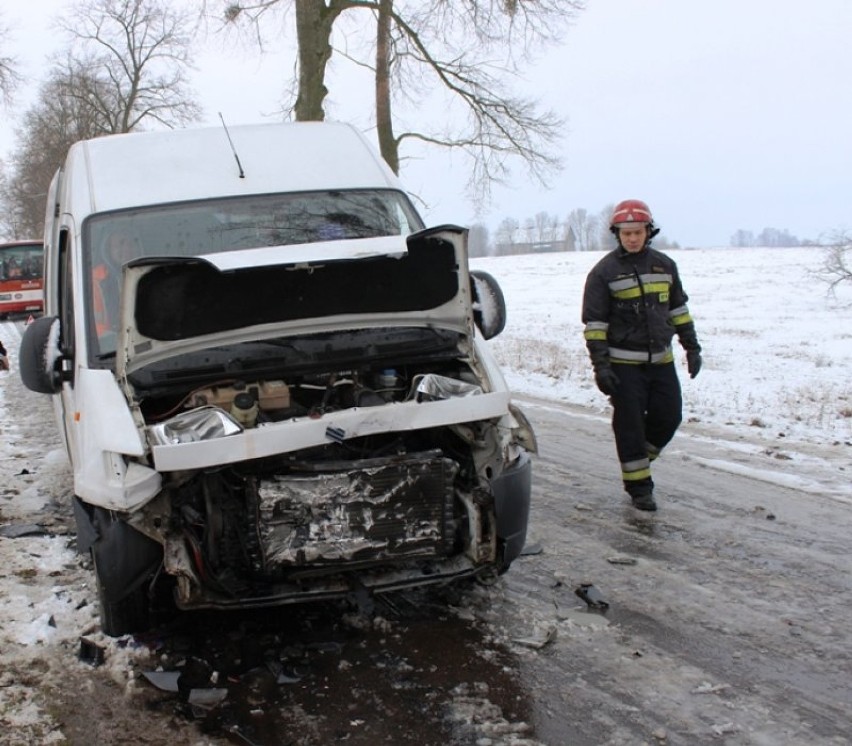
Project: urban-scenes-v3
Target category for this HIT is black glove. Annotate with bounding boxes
[594,367,620,396]
[686,350,702,379]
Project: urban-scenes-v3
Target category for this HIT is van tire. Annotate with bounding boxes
[93,551,151,637]
[87,508,162,637]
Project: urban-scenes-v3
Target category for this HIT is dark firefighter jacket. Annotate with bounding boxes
[582,246,700,370]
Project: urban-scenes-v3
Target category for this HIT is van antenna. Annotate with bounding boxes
[219,113,245,178]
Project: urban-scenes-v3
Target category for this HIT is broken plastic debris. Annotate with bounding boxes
[692,682,730,695]
[0,523,49,538]
[265,660,305,684]
[188,688,228,708]
[512,624,557,649]
[142,670,180,692]
[79,636,106,667]
[606,555,637,565]
[575,583,609,611]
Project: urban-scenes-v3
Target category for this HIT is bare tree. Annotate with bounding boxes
[57,0,201,133]
[1,0,201,238]
[566,207,598,251]
[597,203,616,251]
[494,216,520,254]
[467,221,491,257]
[223,0,350,121]
[531,211,559,243]
[0,12,22,105]
[730,228,755,248]
[0,71,115,237]
[225,0,584,203]
[757,226,800,248]
[374,0,397,173]
[818,232,852,295]
[379,1,580,204]
[560,222,576,251]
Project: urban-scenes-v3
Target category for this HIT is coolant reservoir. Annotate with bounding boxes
[257,380,290,410]
[187,380,290,411]
[186,385,236,409]
[230,392,259,428]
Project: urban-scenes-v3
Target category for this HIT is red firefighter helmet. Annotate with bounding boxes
[610,199,653,228]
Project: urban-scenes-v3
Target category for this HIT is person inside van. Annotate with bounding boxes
[92,231,139,346]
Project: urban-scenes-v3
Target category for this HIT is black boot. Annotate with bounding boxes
[630,492,657,512]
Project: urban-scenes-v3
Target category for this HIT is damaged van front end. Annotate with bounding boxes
[25,225,534,634]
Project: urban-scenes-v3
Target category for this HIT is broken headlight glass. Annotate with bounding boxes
[148,406,243,446]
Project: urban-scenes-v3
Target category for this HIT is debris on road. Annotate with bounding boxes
[711,721,738,736]
[606,555,638,565]
[142,670,180,692]
[78,636,105,667]
[575,583,609,611]
[691,682,731,695]
[0,522,49,538]
[512,624,557,649]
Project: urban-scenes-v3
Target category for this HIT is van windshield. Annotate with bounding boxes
[84,189,424,359]
[84,189,422,260]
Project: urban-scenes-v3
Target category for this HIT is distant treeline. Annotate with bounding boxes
[465,210,818,257]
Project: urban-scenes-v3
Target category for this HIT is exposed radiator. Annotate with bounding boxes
[250,451,458,573]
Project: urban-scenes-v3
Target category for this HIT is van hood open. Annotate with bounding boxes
[116,226,475,378]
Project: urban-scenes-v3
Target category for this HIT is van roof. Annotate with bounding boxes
[63,121,403,216]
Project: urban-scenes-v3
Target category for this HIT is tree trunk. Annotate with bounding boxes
[375,0,399,174]
[294,0,335,121]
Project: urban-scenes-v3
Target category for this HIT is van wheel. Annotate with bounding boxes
[87,508,162,637]
[92,551,151,637]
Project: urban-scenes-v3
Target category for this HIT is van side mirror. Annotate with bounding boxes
[470,270,507,340]
[19,316,64,394]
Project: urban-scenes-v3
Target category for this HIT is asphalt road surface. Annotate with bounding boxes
[1,322,850,745]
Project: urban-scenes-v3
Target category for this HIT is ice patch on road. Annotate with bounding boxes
[686,455,852,504]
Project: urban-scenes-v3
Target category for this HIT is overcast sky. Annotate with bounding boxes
[2,0,850,247]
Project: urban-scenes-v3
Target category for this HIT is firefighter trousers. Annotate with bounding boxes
[609,361,682,497]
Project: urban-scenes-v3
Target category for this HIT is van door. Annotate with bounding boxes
[52,226,77,462]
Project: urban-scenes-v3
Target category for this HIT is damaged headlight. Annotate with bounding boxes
[147,406,244,446]
[413,373,482,402]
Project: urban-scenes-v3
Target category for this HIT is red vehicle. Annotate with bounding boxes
[0,240,44,318]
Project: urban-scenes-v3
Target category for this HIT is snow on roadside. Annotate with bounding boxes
[472,246,852,498]
[0,324,150,740]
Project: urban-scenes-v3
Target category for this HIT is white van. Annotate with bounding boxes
[19,122,535,636]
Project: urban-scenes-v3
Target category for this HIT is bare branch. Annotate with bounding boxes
[817,232,852,297]
[56,0,201,134]
[387,5,566,203]
[218,0,584,205]
[0,13,23,105]
[0,0,202,237]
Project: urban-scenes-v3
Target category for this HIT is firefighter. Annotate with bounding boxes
[582,199,702,511]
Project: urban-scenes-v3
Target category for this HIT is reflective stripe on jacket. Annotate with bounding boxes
[582,246,699,367]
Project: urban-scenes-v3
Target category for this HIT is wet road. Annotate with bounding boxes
[3,328,851,745]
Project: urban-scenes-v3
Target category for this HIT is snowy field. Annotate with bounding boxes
[473,245,852,448]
